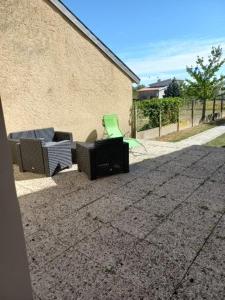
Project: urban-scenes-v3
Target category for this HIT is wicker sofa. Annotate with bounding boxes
[77,137,129,180]
[8,127,73,176]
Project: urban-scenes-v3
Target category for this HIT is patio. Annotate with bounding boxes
[15,140,225,299]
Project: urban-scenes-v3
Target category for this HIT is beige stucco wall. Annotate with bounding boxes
[0,0,133,141]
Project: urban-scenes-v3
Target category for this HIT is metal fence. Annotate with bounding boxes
[133,99,224,140]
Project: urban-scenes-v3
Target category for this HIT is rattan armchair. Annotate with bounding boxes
[16,138,72,176]
[77,137,129,180]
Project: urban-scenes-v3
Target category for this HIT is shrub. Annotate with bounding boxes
[136,97,183,131]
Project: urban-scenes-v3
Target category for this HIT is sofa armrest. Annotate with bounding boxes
[8,138,19,143]
[16,143,24,172]
[53,131,73,142]
[8,138,20,164]
[76,143,96,180]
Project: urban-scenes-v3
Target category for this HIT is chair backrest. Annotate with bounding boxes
[95,137,123,148]
[9,130,36,140]
[34,128,54,142]
[9,128,55,142]
[94,137,124,163]
[103,114,123,138]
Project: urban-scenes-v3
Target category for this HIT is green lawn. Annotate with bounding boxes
[205,133,225,147]
[157,118,225,142]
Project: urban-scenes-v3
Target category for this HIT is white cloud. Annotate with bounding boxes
[121,37,225,85]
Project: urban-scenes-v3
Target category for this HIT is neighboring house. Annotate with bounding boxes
[137,87,166,99]
[137,79,183,99]
[0,0,139,141]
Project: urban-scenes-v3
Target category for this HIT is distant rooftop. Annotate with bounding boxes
[149,78,183,88]
[137,87,166,92]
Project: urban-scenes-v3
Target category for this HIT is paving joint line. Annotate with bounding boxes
[170,211,225,299]
[104,151,211,241]
[141,151,222,240]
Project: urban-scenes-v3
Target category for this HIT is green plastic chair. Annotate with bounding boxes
[102,114,142,149]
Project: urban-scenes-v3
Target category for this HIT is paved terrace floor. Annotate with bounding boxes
[15,140,225,299]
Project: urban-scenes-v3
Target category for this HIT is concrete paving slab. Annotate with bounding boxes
[187,181,225,214]
[193,216,225,274]
[45,248,118,299]
[111,207,160,238]
[20,204,40,239]
[74,225,136,268]
[156,160,187,175]
[182,165,215,179]
[154,175,204,200]
[30,267,56,300]
[117,240,186,295]
[146,203,221,265]
[173,263,225,299]
[112,180,150,201]
[134,193,182,218]
[16,182,34,197]
[45,210,102,247]
[26,230,67,268]
[84,193,133,223]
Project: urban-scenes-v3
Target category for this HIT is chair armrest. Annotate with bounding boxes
[53,131,73,142]
[123,142,129,172]
[18,138,46,174]
[20,138,44,146]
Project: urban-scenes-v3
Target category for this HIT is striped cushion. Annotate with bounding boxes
[43,140,72,176]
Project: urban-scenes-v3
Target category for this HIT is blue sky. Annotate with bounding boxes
[62,0,225,85]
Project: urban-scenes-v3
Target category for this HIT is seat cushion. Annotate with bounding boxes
[10,130,36,140]
[35,128,54,142]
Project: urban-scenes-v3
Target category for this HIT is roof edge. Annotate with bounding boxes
[137,87,166,92]
[48,0,140,84]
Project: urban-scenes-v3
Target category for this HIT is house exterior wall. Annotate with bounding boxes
[158,89,166,99]
[0,0,133,141]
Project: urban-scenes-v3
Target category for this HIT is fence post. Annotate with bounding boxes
[191,100,194,127]
[177,106,180,132]
[212,98,216,121]
[131,100,137,138]
[159,107,162,137]
[221,98,223,118]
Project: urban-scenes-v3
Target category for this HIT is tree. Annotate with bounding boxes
[164,78,181,97]
[132,84,146,99]
[185,46,225,121]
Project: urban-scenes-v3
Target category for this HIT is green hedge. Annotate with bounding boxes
[136,97,183,131]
